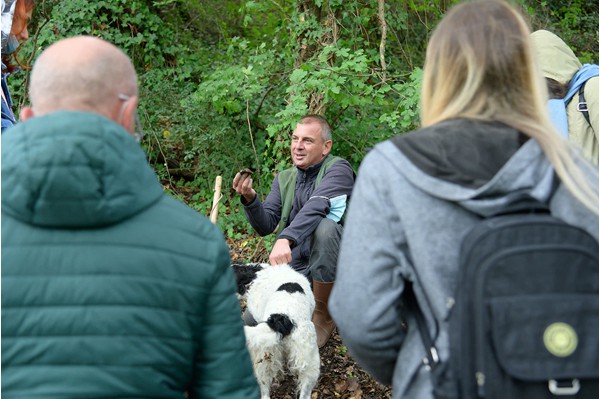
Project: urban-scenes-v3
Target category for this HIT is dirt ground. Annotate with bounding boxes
[268,330,393,399]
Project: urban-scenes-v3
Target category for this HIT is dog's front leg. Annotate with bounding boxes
[259,383,271,399]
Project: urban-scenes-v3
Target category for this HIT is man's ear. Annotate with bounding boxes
[19,106,35,121]
[323,139,333,156]
[120,95,139,135]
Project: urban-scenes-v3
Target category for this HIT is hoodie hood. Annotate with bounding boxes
[1,0,16,54]
[531,29,582,85]
[2,111,164,228]
[390,119,555,217]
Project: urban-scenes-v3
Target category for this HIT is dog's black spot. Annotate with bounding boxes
[276,282,304,295]
[266,313,295,338]
[231,263,264,295]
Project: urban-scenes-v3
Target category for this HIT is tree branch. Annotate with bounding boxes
[246,100,261,178]
[378,0,388,83]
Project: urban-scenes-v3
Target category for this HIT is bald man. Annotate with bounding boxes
[21,36,140,134]
[2,36,260,399]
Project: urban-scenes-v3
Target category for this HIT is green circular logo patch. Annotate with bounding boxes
[543,322,578,357]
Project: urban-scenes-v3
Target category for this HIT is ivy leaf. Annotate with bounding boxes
[289,68,308,84]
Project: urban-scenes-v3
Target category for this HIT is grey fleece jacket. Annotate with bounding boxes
[329,119,598,399]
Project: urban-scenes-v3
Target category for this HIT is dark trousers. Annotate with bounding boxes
[308,218,343,282]
[289,217,343,281]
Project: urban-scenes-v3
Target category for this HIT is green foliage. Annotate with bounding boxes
[5,0,598,261]
[183,0,437,182]
[32,0,184,69]
[379,67,423,131]
[520,0,599,64]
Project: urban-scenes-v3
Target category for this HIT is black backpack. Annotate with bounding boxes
[407,201,599,399]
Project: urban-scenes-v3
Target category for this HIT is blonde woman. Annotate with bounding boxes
[330,1,598,398]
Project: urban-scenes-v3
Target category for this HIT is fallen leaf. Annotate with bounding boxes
[350,389,363,399]
[348,377,360,392]
[335,379,349,393]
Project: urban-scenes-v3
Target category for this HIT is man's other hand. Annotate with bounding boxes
[269,238,293,265]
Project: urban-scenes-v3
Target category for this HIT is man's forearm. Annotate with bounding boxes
[243,195,281,236]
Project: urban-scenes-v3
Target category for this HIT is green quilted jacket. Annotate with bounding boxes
[1,111,259,399]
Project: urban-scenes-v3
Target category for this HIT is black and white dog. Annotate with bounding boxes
[232,263,320,399]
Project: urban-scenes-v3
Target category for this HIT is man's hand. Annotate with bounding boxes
[269,238,293,265]
[233,169,257,203]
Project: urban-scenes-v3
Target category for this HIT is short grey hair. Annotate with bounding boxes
[300,114,332,142]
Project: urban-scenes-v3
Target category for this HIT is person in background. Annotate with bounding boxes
[2,36,259,399]
[233,114,355,348]
[531,29,599,165]
[329,1,598,398]
[1,0,34,131]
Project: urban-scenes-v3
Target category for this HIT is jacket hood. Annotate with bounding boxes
[531,29,582,84]
[2,111,164,228]
[1,0,16,54]
[390,119,557,217]
[456,140,556,216]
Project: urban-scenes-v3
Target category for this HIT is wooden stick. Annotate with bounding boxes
[210,176,222,224]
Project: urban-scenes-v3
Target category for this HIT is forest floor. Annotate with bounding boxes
[228,238,392,399]
[268,330,392,399]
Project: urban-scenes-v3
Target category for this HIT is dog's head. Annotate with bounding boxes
[231,263,267,296]
[266,313,295,338]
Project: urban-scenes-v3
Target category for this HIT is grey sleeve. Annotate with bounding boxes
[329,151,406,385]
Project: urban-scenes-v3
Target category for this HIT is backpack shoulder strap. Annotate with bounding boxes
[560,64,598,135]
[565,64,599,104]
[404,282,440,370]
[577,80,592,129]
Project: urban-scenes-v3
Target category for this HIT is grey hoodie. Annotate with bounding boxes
[329,118,598,399]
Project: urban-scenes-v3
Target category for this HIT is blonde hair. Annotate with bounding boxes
[421,0,597,212]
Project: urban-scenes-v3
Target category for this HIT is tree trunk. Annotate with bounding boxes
[294,0,339,115]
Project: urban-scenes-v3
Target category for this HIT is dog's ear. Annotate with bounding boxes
[231,263,264,295]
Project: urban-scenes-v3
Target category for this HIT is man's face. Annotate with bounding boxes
[291,122,331,170]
